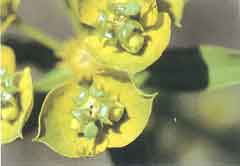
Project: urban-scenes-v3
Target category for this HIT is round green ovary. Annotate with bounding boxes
[117,20,145,54]
[97,1,145,54]
[70,85,125,139]
[110,107,124,122]
[122,33,145,54]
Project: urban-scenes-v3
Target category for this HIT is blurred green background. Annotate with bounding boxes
[2,0,240,166]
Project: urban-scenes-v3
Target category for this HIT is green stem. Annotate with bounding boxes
[65,0,84,35]
[15,21,62,51]
[67,10,83,35]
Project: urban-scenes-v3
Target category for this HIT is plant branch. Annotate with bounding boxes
[65,0,84,35]
[15,21,62,51]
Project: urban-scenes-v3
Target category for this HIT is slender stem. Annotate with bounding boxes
[15,21,62,51]
[0,15,16,33]
[65,0,84,35]
[67,10,83,35]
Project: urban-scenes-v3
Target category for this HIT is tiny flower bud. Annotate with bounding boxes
[117,20,145,54]
[126,34,145,54]
[110,107,124,122]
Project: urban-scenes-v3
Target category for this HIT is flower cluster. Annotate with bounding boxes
[1,0,186,158]
[0,46,33,144]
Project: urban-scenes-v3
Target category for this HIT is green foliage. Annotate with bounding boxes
[134,46,240,92]
[201,45,240,90]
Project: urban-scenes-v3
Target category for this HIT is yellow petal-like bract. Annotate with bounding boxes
[33,0,179,157]
[0,46,33,144]
[84,13,171,74]
[35,74,155,157]
[0,68,33,144]
[0,45,16,73]
[65,0,171,74]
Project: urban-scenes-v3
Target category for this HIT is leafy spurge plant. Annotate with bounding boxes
[1,0,239,159]
[34,0,174,156]
[0,0,186,155]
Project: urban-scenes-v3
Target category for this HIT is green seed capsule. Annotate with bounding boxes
[72,84,126,140]
[125,33,145,54]
[117,20,145,54]
[118,20,144,39]
[83,122,99,139]
[1,106,18,121]
[110,107,125,122]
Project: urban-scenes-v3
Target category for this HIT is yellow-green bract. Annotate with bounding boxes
[0,45,34,144]
[35,74,156,157]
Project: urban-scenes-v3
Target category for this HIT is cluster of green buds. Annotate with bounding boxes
[0,69,19,121]
[70,83,125,139]
[97,1,145,54]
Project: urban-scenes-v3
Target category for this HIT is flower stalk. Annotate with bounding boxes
[15,21,62,51]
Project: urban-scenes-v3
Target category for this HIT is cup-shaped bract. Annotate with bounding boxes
[65,0,171,74]
[35,74,156,157]
[0,45,33,144]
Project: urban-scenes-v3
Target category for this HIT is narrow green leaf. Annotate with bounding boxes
[200,45,240,90]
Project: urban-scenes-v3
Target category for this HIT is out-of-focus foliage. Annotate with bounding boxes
[134,46,240,92]
[200,46,240,90]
